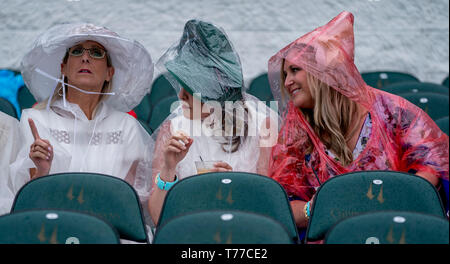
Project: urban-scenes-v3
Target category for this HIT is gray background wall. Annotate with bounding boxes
[1,0,448,87]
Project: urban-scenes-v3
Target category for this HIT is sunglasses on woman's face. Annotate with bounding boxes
[68,46,107,59]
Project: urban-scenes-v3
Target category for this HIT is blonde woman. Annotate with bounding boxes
[268,12,448,231]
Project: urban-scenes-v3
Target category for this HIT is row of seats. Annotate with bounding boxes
[0,170,448,244]
[1,172,147,244]
[156,170,449,244]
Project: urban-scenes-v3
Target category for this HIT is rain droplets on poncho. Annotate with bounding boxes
[267,11,449,201]
[0,112,20,215]
[9,23,155,204]
[151,19,280,186]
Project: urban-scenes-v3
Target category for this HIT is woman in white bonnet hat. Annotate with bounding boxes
[9,23,155,208]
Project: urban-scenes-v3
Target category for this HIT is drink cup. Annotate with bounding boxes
[195,161,219,174]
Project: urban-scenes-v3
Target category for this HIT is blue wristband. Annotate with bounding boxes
[306,201,311,218]
[155,172,178,191]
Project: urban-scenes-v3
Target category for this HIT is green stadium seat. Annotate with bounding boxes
[362,71,419,89]
[247,73,274,105]
[434,116,449,136]
[154,210,294,244]
[0,209,119,244]
[148,95,180,132]
[150,75,177,113]
[382,82,448,95]
[133,93,152,124]
[306,171,446,242]
[133,75,176,128]
[400,92,449,121]
[0,97,18,119]
[442,75,449,88]
[17,85,37,111]
[325,211,449,244]
[157,171,299,242]
[137,118,153,135]
[11,172,149,243]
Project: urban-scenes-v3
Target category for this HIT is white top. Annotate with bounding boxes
[0,112,20,215]
[151,94,279,183]
[172,103,266,178]
[9,99,153,201]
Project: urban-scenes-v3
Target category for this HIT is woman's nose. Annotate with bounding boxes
[81,50,90,63]
[284,75,293,88]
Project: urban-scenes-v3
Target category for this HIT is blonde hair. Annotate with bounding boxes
[219,99,250,153]
[280,60,363,166]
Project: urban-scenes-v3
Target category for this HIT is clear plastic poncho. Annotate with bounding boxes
[151,19,280,185]
[0,112,19,215]
[268,11,449,201]
[9,23,155,206]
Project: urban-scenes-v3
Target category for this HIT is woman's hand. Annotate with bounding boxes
[28,118,53,179]
[163,130,193,171]
[212,161,233,172]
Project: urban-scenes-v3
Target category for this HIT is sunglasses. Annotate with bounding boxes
[68,46,107,59]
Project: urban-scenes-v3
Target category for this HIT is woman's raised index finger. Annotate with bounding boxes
[28,118,41,140]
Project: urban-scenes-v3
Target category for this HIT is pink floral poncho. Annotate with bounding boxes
[267,11,449,201]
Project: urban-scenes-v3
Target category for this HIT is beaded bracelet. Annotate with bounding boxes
[303,201,310,219]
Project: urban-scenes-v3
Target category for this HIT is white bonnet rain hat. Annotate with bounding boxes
[21,23,154,112]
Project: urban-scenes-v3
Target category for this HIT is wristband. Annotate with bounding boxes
[303,201,310,220]
[155,172,178,191]
[306,201,311,218]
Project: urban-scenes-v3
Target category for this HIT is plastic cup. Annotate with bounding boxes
[195,161,219,174]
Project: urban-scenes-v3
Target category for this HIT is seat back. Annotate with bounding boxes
[247,73,274,105]
[134,75,176,126]
[148,95,180,131]
[150,75,176,113]
[0,97,17,119]
[17,85,36,110]
[306,171,446,242]
[442,75,449,88]
[382,82,449,95]
[158,172,298,242]
[325,211,449,244]
[154,210,293,244]
[133,92,152,123]
[362,71,419,89]
[137,118,153,135]
[11,173,148,242]
[434,116,449,136]
[400,92,449,121]
[0,209,120,244]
